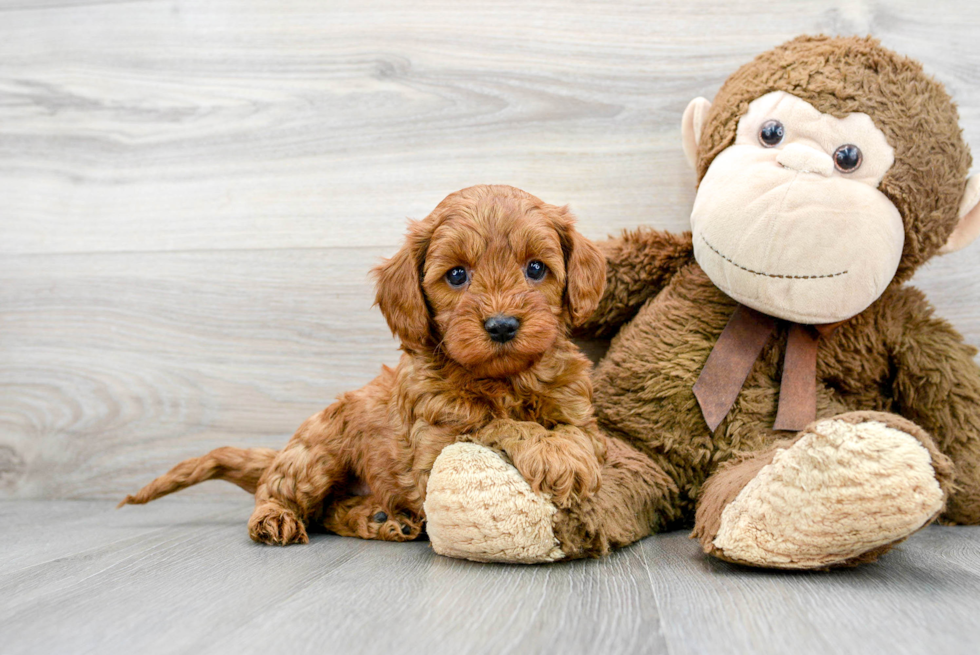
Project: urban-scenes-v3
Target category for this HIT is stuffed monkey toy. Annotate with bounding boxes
[422,35,980,569]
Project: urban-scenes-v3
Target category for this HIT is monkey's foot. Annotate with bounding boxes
[696,413,949,569]
[424,443,565,563]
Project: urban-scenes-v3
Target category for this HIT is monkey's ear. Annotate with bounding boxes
[372,219,433,350]
[940,175,980,254]
[554,208,606,327]
[681,97,712,170]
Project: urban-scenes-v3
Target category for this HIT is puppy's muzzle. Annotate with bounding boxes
[484,315,520,343]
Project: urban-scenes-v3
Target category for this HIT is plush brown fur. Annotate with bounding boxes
[120,184,610,545]
[530,36,980,563]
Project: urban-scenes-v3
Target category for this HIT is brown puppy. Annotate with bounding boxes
[119,185,607,545]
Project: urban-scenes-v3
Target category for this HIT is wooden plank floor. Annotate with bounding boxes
[2,499,979,655]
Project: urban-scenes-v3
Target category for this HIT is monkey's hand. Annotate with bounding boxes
[573,227,694,339]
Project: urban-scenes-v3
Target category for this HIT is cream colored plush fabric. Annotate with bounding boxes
[713,418,944,569]
[690,91,904,324]
[424,443,565,563]
[940,173,980,254]
[682,97,712,169]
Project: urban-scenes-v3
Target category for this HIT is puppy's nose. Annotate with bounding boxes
[484,315,520,343]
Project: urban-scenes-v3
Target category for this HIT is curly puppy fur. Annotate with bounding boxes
[120,185,608,545]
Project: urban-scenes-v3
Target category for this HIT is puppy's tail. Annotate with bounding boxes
[117,446,277,508]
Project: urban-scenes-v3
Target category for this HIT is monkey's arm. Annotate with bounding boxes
[889,290,980,524]
[574,227,694,339]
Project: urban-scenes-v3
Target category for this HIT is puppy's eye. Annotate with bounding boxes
[525,260,547,281]
[759,120,784,147]
[372,512,388,523]
[445,266,468,288]
[833,144,862,172]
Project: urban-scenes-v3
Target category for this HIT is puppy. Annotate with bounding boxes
[119,185,607,545]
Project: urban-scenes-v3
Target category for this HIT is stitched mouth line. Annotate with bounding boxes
[699,234,848,280]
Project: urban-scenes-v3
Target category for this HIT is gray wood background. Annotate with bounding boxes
[2,0,980,501]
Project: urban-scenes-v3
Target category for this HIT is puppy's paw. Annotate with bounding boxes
[248,504,309,546]
[323,497,422,542]
[472,420,602,507]
[508,434,601,508]
[372,510,423,542]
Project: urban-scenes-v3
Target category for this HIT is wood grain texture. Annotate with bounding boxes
[2,499,979,655]
[1,0,979,501]
[0,499,668,655]
[641,525,980,655]
[0,248,399,498]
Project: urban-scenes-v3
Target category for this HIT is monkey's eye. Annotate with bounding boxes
[758,120,785,147]
[833,144,862,172]
[445,266,468,288]
[525,260,547,281]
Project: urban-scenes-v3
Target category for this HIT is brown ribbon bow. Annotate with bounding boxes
[693,304,841,433]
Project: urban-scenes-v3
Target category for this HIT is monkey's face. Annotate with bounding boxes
[690,91,905,324]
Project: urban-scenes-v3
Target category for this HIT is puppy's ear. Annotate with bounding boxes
[372,218,434,351]
[553,207,606,327]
